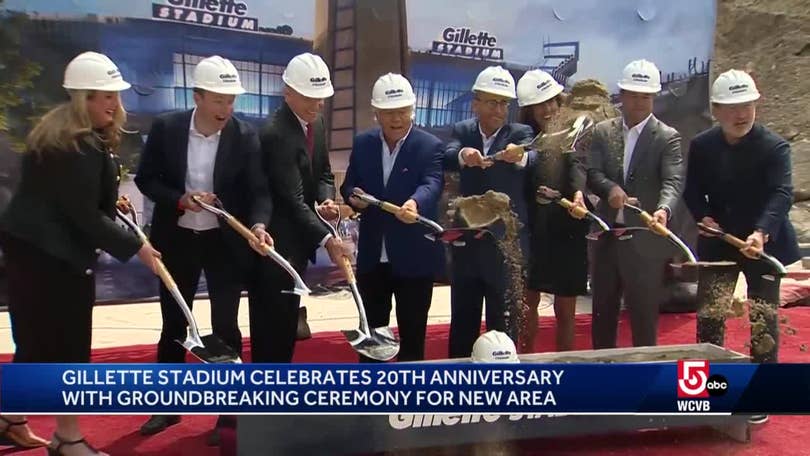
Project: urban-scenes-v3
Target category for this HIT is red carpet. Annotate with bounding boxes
[1,308,809,456]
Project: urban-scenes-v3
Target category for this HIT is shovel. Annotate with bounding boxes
[623,202,697,263]
[350,188,495,246]
[314,203,400,361]
[536,186,611,231]
[192,196,311,296]
[696,223,787,275]
[115,199,241,364]
[490,114,594,162]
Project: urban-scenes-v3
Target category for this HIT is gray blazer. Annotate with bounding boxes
[587,115,684,227]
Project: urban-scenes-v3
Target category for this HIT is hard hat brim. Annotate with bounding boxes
[617,82,661,94]
[194,83,247,95]
[472,87,517,99]
[710,92,761,104]
[517,84,564,107]
[371,99,416,110]
[63,80,132,92]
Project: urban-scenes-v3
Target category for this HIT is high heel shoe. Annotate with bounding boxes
[0,415,48,448]
[47,434,104,455]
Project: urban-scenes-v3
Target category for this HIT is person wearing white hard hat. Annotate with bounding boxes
[339,73,444,362]
[135,55,272,440]
[586,59,684,349]
[0,51,162,455]
[471,330,520,363]
[249,52,351,364]
[443,65,535,358]
[684,70,798,425]
[515,70,588,353]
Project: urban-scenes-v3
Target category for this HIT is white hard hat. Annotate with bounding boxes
[63,51,131,92]
[710,69,760,104]
[282,52,334,99]
[192,56,246,95]
[617,59,661,94]
[472,66,516,99]
[471,330,520,363]
[517,69,564,107]
[371,73,416,109]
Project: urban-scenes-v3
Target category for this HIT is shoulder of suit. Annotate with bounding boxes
[691,126,722,148]
[155,110,192,128]
[754,124,790,152]
[454,118,477,133]
[594,117,620,132]
[410,127,443,146]
[651,117,680,138]
[228,115,257,136]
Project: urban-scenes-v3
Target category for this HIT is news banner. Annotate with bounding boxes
[1,362,808,415]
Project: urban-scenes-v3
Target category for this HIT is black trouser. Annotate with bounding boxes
[448,239,519,359]
[591,234,668,349]
[156,228,243,363]
[356,263,433,363]
[0,233,95,363]
[247,257,307,363]
[698,238,781,364]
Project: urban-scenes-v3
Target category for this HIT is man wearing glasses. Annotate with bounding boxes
[443,65,534,358]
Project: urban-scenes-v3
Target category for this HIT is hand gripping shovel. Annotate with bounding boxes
[536,185,610,231]
[623,202,697,263]
[115,200,241,364]
[697,223,787,275]
[349,188,492,246]
[192,196,311,296]
[314,203,400,361]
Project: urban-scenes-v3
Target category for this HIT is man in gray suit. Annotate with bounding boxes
[586,59,684,348]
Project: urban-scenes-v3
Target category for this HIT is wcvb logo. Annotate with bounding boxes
[677,360,728,398]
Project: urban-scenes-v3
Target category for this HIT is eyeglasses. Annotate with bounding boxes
[475,97,511,110]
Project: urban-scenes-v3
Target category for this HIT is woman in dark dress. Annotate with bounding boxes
[0,52,161,455]
[516,69,589,352]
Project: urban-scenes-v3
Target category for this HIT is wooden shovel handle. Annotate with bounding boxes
[338,256,356,285]
[639,211,672,237]
[559,198,588,219]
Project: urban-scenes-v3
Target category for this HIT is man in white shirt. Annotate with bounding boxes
[586,59,684,349]
[135,56,272,438]
[341,73,445,362]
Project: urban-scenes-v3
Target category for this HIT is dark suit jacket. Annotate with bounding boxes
[340,127,445,278]
[260,102,335,267]
[684,124,800,265]
[587,115,684,224]
[0,136,142,273]
[135,110,271,270]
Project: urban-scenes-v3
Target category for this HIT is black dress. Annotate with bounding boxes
[524,140,589,296]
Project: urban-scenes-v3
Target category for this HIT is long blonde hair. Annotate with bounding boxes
[26,89,127,158]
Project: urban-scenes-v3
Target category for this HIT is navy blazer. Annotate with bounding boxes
[341,127,445,278]
[684,124,800,265]
[443,119,535,241]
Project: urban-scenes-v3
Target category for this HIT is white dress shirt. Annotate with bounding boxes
[457,124,528,167]
[616,113,652,224]
[178,109,220,231]
[379,125,413,263]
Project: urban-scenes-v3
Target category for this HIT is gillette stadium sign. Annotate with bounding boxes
[152,0,259,32]
[431,26,504,60]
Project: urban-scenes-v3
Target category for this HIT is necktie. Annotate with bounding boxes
[305,123,314,162]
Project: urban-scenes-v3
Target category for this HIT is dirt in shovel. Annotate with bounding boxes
[450,191,525,337]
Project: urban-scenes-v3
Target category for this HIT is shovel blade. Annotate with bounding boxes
[179,335,242,364]
[341,329,400,361]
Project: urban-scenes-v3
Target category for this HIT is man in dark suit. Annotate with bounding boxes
[444,65,535,358]
[250,52,349,363]
[135,56,272,438]
[685,70,798,372]
[586,59,684,349]
[340,73,444,362]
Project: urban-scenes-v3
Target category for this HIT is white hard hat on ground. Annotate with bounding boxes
[471,330,520,363]
[617,59,661,94]
[63,51,131,92]
[371,73,416,109]
[192,56,246,95]
[517,69,564,107]
[282,52,334,99]
[710,69,760,104]
[472,66,517,99]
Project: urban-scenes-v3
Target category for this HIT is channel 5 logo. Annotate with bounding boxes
[677,360,728,398]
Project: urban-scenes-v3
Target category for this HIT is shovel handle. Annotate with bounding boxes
[638,210,672,237]
[338,256,356,285]
[697,223,747,249]
[559,198,588,219]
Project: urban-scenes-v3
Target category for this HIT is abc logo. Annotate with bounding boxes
[706,374,729,397]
